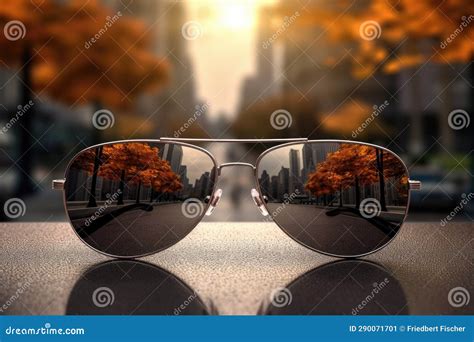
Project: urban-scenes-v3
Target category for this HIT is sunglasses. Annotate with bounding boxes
[53,138,421,259]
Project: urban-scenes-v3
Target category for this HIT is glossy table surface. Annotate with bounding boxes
[0,221,472,315]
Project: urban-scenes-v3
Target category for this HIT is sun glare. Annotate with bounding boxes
[195,0,261,31]
[214,2,255,29]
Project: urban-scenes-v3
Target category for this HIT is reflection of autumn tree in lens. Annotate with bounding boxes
[0,0,169,194]
[306,144,407,208]
[70,146,105,207]
[379,150,409,205]
[71,149,97,174]
[98,143,182,205]
[304,161,343,206]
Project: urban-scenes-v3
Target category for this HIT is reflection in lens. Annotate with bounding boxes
[257,142,409,256]
[260,260,408,315]
[66,261,214,315]
[65,142,216,257]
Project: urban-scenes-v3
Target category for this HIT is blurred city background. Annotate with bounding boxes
[0,0,473,221]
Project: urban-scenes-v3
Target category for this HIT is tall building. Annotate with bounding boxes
[302,143,316,182]
[268,175,277,200]
[289,149,301,192]
[178,164,189,196]
[193,171,211,198]
[238,5,280,112]
[161,144,183,173]
[259,170,270,197]
[277,166,289,200]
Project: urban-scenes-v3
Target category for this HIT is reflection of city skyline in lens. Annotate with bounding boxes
[64,142,217,257]
[259,143,407,206]
[258,143,340,201]
[257,142,409,257]
[67,143,215,205]
[257,142,409,256]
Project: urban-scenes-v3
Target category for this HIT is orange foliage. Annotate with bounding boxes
[98,143,182,193]
[70,148,97,174]
[280,0,474,78]
[305,144,406,196]
[0,0,168,108]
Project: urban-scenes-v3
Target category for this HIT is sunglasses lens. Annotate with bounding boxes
[64,142,216,257]
[257,142,409,257]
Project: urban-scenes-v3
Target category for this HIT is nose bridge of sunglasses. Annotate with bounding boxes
[217,162,255,175]
[205,188,223,216]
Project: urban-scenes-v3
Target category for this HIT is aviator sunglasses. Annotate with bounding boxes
[53,138,421,259]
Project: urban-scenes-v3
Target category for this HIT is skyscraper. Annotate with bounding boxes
[277,166,290,200]
[259,170,270,197]
[270,175,279,200]
[193,171,211,198]
[161,144,183,173]
[302,144,316,182]
[178,165,189,196]
[289,149,301,192]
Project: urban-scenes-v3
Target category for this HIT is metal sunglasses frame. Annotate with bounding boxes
[53,138,421,259]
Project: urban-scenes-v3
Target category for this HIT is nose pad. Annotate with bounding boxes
[251,188,269,216]
[205,189,223,216]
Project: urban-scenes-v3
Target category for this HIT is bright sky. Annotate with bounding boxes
[185,0,275,121]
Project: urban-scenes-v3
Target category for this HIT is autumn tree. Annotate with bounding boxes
[306,144,407,209]
[280,0,474,150]
[0,0,169,195]
[98,143,182,206]
[305,161,343,206]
